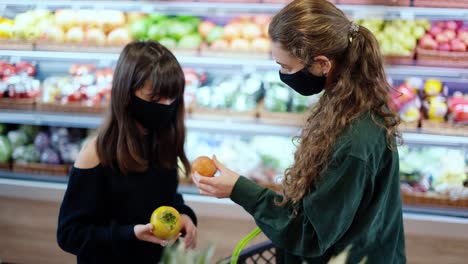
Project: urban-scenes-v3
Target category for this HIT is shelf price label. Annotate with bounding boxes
[400,11,415,20]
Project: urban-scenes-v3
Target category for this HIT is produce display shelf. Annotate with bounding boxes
[0,172,467,218]
[1,50,468,80]
[1,110,467,146]
[0,0,467,20]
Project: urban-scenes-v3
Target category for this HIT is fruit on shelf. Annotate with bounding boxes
[54,9,77,31]
[359,19,429,57]
[0,62,40,100]
[131,15,202,50]
[96,10,126,34]
[191,156,217,177]
[390,83,417,111]
[85,28,107,46]
[448,93,468,123]
[251,38,271,53]
[12,10,52,40]
[206,26,224,45]
[230,38,250,52]
[424,79,443,96]
[425,97,448,122]
[65,27,85,43]
[419,34,438,50]
[41,25,65,43]
[178,34,203,49]
[41,64,112,107]
[199,15,272,53]
[107,28,131,46]
[418,20,467,52]
[3,126,88,166]
[0,18,14,38]
[198,21,216,39]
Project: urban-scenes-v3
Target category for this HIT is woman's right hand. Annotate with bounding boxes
[134,223,179,247]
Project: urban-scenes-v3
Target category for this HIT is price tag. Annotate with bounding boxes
[9,56,21,64]
[0,5,6,17]
[400,10,415,20]
[97,60,113,68]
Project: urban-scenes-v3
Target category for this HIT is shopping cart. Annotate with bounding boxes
[219,227,277,264]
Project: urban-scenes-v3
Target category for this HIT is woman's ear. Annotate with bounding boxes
[309,56,332,76]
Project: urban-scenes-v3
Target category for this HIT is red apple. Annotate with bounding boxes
[438,42,451,51]
[198,21,216,39]
[435,33,449,43]
[15,61,36,76]
[446,21,458,31]
[223,23,241,42]
[419,35,438,50]
[458,31,468,43]
[434,21,446,29]
[429,26,443,37]
[443,29,456,41]
[451,38,467,52]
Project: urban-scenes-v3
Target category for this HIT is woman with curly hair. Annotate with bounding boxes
[192,0,406,263]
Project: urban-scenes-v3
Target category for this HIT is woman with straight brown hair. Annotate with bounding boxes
[57,41,197,263]
[192,0,406,263]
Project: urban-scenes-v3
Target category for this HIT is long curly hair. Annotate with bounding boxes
[269,0,401,205]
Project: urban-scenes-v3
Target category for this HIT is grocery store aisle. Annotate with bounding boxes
[0,196,467,264]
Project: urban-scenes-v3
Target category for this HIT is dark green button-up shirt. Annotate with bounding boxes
[230,113,406,263]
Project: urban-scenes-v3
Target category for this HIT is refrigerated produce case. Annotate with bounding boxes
[0,0,467,233]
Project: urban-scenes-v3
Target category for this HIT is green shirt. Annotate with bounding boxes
[230,113,406,264]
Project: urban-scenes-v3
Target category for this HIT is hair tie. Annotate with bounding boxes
[349,21,359,43]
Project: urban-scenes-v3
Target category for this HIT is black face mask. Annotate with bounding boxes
[130,95,177,131]
[279,68,327,96]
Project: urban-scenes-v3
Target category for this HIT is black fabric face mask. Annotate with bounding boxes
[279,68,327,96]
[130,95,177,131]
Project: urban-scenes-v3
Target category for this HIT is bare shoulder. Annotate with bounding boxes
[74,136,100,169]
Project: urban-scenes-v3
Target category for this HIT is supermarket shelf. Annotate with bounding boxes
[0,109,103,129]
[1,110,468,146]
[0,1,466,20]
[0,169,68,184]
[1,50,468,79]
[1,177,468,234]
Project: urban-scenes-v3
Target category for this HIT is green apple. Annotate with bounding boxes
[206,26,224,45]
[159,38,177,49]
[148,24,167,41]
[178,34,202,49]
[412,26,426,39]
[148,13,169,24]
[168,22,192,41]
[130,19,150,40]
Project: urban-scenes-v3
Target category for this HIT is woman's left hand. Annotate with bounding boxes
[191,155,240,199]
[180,214,197,250]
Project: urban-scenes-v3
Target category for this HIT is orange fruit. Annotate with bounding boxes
[150,206,182,240]
[191,156,217,177]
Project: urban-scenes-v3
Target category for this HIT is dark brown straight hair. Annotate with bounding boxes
[96,41,190,177]
[269,0,401,205]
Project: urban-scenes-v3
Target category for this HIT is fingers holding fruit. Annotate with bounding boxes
[150,206,182,241]
[134,223,169,246]
[191,155,240,199]
[191,155,217,177]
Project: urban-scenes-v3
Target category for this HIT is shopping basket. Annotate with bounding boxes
[220,227,277,264]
